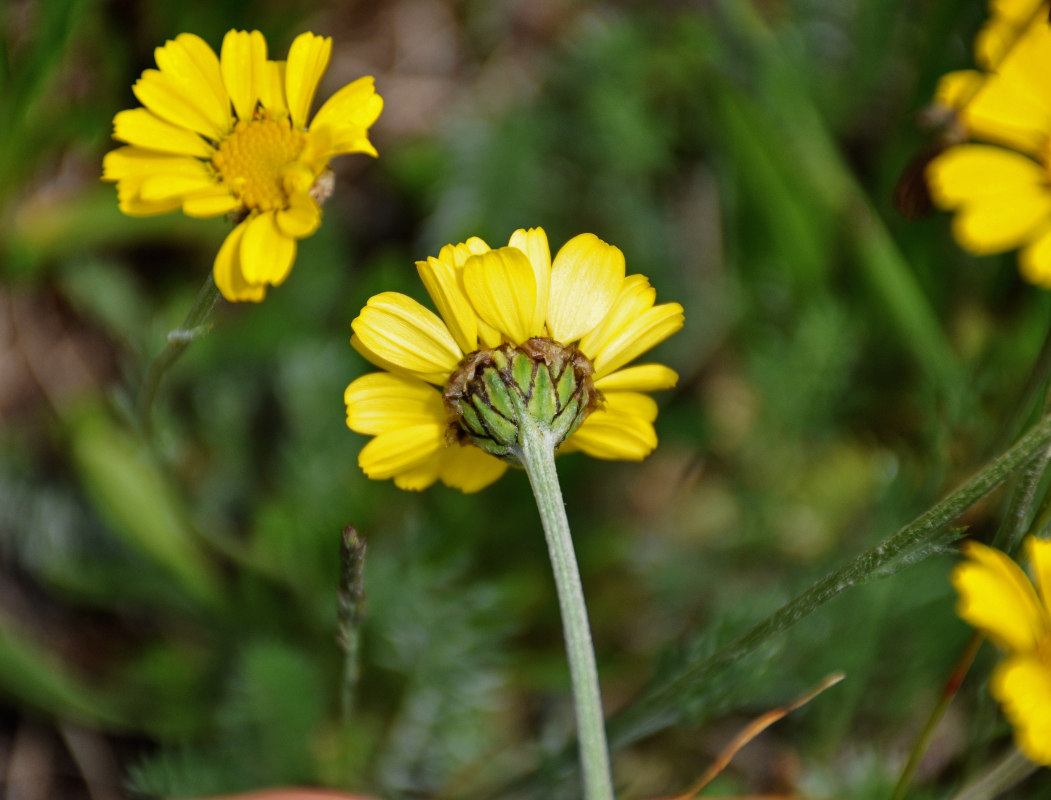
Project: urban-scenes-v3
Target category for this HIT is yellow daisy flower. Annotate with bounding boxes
[925,14,1051,286]
[952,538,1051,765]
[102,30,383,302]
[344,228,684,493]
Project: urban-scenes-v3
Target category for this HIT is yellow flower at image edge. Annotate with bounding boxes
[102,30,383,302]
[952,538,1051,765]
[344,228,684,492]
[925,17,1051,287]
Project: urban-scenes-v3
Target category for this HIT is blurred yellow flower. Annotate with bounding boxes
[952,538,1051,765]
[344,228,684,492]
[926,16,1051,286]
[103,30,382,302]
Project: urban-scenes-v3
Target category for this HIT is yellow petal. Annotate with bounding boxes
[964,69,1051,155]
[1020,227,1051,286]
[275,193,321,238]
[439,444,509,493]
[579,275,655,356]
[132,69,227,140]
[139,169,216,201]
[102,147,208,182]
[344,372,446,435]
[393,455,443,491]
[595,364,679,392]
[310,76,384,154]
[933,70,984,111]
[437,237,491,268]
[351,292,463,384]
[112,109,214,158]
[926,145,1046,208]
[1027,537,1051,613]
[114,180,183,216]
[991,654,1051,766]
[547,233,625,343]
[213,222,266,302]
[591,302,684,379]
[182,188,240,218]
[565,393,658,461]
[153,33,231,133]
[239,212,297,286]
[259,59,288,115]
[417,256,478,353]
[221,30,268,121]
[358,423,446,480]
[950,186,1051,254]
[952,540,1049,653]
[285,32,332,129]
[508,227,551,334]
[463,247,538,343]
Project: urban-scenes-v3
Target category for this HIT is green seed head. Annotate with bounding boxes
[443,338,600,463]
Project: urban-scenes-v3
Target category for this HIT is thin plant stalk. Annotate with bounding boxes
[889,632,984,800]
[137,274,222,436]
[338,525,367,726]
[514,411,614,800]
[949,747,1039,800]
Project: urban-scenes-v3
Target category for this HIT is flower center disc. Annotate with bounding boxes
[212,115,307,212]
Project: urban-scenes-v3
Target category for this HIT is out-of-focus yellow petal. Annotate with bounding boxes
[926,145,1046,208]
[221,30,268,121]
[991,654,1051,766]
[285,32,332,129]
[213,222,266,302]
[417,256,478,353]
[439,444,509,493]
[102,147,208,183]
[310,76,383,154]
[964,71,1051,155]
[952,540,1050,653]
[154,33,231,133]
[115,181,183,216]
[358,424,446,480]
[1020,227,1051,286]
[240,212,297,285]
[1027,537,1051,613]
[113,109,214,158]
[351,292,463,384]
[934,70,984,111]
[132,69,228,139]
[344,372,446,435]
[547,233,625,343]
[594,364,679,392]
[508,227,551,335]
[258,60,288,115]
[139,170,216,201]
[463,247,538,343]
[950,186,1051,254]
[978,1,1047,68]
[275,193,321,238]
[182,188,240,218]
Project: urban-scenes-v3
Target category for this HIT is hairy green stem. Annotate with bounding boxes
[514,413,613,800]
[137,275,222,437]
[338,525,367,726]
[608,407,1051,745]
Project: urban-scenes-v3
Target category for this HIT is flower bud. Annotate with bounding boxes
[443,338,600,463]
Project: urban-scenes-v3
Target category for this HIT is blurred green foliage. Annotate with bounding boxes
[2,0,1050,798]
